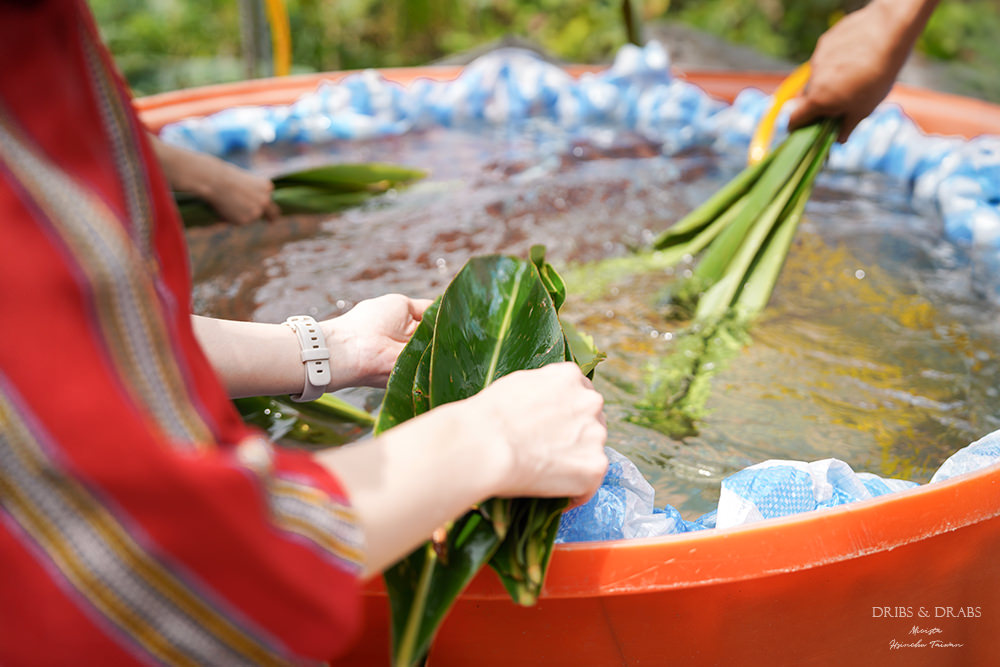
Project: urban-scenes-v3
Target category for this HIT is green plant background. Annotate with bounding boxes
[89,1,999,101]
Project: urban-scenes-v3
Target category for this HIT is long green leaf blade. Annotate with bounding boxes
[736,120,838,316]
[291,393,374,426]
[272,162,427,189]
[373,297,441,435]
[651,148,776,250]
[693,123,823,284]
[429,255,567,406]
[694,139,819,320]
[385,511,501,667]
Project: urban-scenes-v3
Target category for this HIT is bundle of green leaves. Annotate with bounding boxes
[174,162,426,225]
[653,119,838,321]
[373,246,603,667]
[633,119,838,437]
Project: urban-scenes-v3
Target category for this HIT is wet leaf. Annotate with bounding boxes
[429,255,567,407]
[631,119,839,437]
[377,250,604,666]
[272,162,427,190]
[174,162,426,225]
[384,511,501,667]
[373,298,440,435]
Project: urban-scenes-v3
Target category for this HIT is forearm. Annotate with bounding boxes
[316,401,505,577]
[150,132,278,224]
[316,363,609,578]
[789,0,940,139]
[869,0,940,61]
[149,132,214,197]
[872,0,939,30]
[191,316,305,398]
[191,315,360,399]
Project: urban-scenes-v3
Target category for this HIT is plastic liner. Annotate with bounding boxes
[556,430,1000,542]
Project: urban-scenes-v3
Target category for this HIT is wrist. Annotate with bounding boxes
[284,315,332,402]
[160,143,216,199]
[186,152,223,202]
[318,317,359,392]
[449,393,514,498]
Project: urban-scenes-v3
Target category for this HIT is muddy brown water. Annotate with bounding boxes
[187,126,1000,517]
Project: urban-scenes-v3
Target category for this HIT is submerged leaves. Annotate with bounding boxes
[174,162,426,225]
[632,120,839,438]
[629,314,752,438]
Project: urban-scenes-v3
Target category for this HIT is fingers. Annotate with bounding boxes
[262,198,281,221]
[785,95,816,133]
[409,298,434,320]
[483,362,608,500]
[787,90,858,143]
[838,113,866,143]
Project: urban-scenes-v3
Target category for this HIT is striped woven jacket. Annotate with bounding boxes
[0,1,365,664]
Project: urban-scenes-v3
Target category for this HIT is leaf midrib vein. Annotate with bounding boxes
[483,269,524,388]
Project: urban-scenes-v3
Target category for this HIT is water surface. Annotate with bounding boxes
[188,126,1000,517]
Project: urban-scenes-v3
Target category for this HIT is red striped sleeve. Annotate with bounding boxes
[0,1,366,663]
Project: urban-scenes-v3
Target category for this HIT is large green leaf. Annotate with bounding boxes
[373,297,440,435]
[425,253,585,609]
[271,162,427,190]
[385,511,501,667]
[411,345,433,418]
[378,251,603,665]
[428,255,567,407]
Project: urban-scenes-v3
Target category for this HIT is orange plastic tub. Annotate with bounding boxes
[138,68,1000,666]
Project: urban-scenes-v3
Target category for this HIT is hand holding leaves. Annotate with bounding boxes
[374,249,606,666]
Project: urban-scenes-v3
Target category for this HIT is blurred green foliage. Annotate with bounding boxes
[90,0,633,95]
[89,0,999,100]
[667,0,864,63]
[915,1,1000,101]
[90,0,243,95]
[669,0,1000,102]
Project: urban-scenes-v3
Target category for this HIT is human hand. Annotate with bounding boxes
[198,155,281,225]
[313,361,606,575]
[464,363,608,506]
[787,0,936,142]
[323,294,433,389]
[150,132,280,225]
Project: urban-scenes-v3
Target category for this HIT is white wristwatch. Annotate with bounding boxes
[283,315,330,402]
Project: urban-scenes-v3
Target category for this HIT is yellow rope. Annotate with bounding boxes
[263,0,292,77]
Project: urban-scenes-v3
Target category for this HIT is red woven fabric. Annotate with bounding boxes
[0,2,364,664]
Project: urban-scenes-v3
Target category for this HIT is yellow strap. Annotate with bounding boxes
[747,62,812,165]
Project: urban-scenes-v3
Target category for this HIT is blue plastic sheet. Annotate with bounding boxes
[557,430,1000,543]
